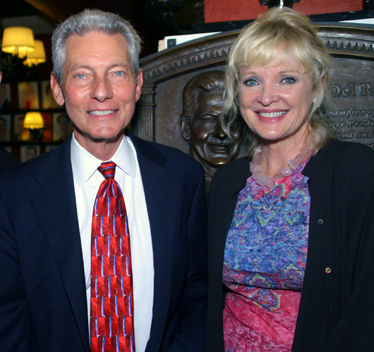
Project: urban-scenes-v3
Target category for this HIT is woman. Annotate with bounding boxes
[207,7,374,352]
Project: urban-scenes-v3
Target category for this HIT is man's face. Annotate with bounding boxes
[50,31,142,152]
[189,92,241,167]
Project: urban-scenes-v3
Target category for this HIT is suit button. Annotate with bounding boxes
[318,219,324,225]
[325,267,332,274]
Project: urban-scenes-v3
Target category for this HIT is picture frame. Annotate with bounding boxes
[41,80,60,109]
[18,81,39,109]
[3,146,12,154]
[53,112,73,142]
[20,145,40,162]
[0,114,11,141]
[13,114,33,142]
[0,83,12,111]
[45,144,58,153]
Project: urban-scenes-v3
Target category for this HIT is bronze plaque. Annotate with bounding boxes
[329,57,374,149]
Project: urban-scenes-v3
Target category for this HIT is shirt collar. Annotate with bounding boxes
[71,133,137,187]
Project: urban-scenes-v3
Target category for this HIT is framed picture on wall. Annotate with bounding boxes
[0,83,12,111]
[13,114,33,141]
[3,146,12,154]
[41,80,60,109]
[45,144,58,153]
[0,115,11,141]
[20,145,40,162]
[18,82,39,109]
[53,112,73,142]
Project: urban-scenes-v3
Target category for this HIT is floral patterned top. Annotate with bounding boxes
[222,158,311,352]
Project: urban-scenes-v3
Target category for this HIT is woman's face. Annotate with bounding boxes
[238,57,315,148]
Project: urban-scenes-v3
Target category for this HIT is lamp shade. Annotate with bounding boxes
[24,112,44,129]
[23,40,46,67]
[2,27,35,58]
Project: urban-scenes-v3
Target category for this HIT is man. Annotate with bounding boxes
[179,71,242,192]
[0,70,20,172]
[0,9,207,352]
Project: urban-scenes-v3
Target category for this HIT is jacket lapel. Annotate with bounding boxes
[221,157,251,237]
[129,134,177,350]
[29,141,89,351]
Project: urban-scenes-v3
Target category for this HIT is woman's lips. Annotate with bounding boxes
[256,110,289,123]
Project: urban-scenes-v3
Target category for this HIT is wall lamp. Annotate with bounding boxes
[1,27,35,58]
[24,111,44,142]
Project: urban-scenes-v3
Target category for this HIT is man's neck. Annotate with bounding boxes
[74,133,124,161]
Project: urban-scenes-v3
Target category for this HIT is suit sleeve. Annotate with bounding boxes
[0,187,32,351]
[164,167,208,352]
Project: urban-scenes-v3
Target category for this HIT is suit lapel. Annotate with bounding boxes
[129,134,176,350]
[29,141,89,352]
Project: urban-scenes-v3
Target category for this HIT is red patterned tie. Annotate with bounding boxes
[90,161,135,352]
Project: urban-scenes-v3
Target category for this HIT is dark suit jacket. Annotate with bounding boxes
[206,140,374,352]
[0,132,208,352]
[0,147,20,173]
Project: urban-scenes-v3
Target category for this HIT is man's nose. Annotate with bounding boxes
[89,76,113,102]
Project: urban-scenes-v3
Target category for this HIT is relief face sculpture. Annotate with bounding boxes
[180,71,242,191]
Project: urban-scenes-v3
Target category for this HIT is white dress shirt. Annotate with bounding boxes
[71,134,154,352]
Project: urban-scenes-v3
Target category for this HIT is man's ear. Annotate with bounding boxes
[135,69,143,102]
[50,74,65,106]
[180,115,191,141]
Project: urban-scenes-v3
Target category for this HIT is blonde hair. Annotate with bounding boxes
[223,7,334,154]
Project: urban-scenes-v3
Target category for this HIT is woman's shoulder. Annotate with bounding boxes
[209,157,250,200]
[307,139,374,183]
[318,139,374,166]
[325,139,374,155]
[212,156,250,182]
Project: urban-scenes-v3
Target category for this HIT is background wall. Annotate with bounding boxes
[204,0,363,23]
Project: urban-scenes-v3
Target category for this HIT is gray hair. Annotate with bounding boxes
[51,9,142,85]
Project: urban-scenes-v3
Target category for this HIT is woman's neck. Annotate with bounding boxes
[258,138,311,178]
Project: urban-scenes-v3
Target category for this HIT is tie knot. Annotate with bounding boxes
[98,161,116,179]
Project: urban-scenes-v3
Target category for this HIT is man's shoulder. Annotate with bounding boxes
[0,142,69,188]
[129,133,203,172]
